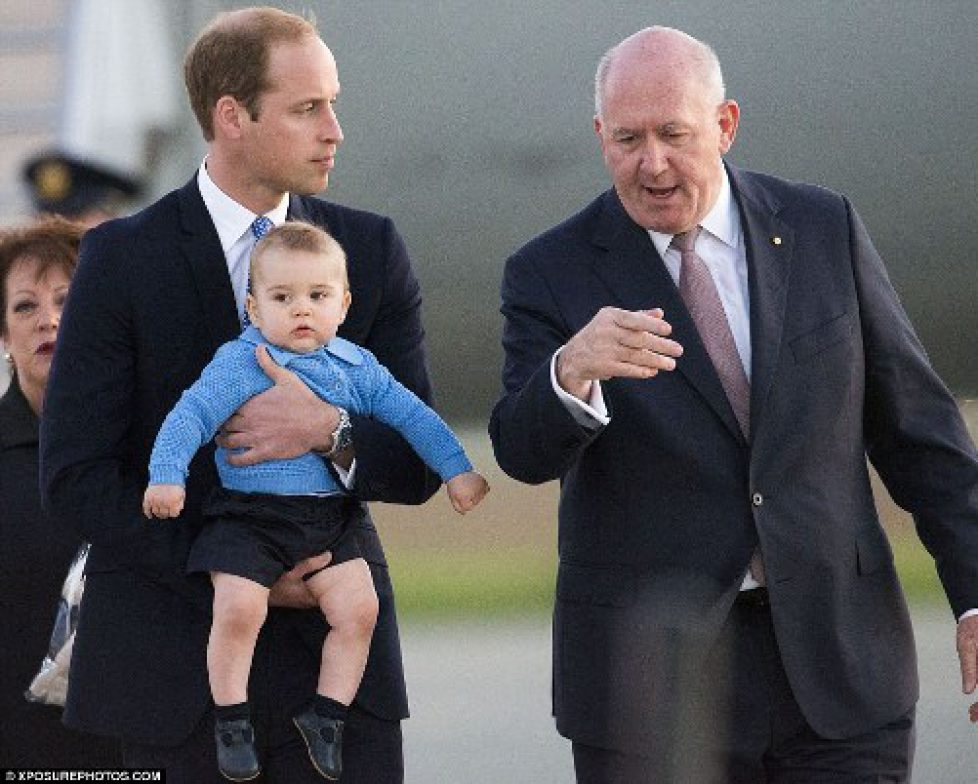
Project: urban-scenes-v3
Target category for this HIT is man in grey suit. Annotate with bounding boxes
[489,26,978,782]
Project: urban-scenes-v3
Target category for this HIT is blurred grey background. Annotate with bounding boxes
[2,0,976,416]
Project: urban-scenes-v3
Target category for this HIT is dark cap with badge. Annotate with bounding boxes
[22,151,142,222]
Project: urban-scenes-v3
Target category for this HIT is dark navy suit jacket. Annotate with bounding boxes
[490,164,978,751]
[40,177,440,744]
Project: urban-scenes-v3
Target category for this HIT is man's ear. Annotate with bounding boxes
[717,99,740,155]
[594,114,608,145]
[214,95,247,140]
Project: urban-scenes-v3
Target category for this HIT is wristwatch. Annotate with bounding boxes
[325,407,353,457]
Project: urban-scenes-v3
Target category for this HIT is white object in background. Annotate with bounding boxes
[59,0,181,177]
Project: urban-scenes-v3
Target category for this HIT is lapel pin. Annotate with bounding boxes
[771,236,782,246]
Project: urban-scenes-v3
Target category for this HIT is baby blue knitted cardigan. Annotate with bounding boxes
[148,327,472,495]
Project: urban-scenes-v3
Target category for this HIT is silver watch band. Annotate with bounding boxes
[324,406,353,457]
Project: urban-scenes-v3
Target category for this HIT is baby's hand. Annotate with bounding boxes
[446,471,490,514]
[143,484,186,519]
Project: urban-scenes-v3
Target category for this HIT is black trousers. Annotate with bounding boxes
[573,592,915,784]
[121,609,403,783]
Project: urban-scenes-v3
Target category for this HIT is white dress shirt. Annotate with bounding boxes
[648,169,750,379]
[197,161,289,324]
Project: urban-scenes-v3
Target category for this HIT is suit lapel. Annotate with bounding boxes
[590,191,745,442]
[175,189,327,348]
[590,191,681,311]
[287,193,313,224]
[176,178,241,346]
[727,166,793,437]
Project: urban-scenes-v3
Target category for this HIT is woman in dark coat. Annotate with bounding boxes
[0,216,119,765]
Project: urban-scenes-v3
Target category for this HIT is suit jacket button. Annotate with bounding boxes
[752,492,764,507]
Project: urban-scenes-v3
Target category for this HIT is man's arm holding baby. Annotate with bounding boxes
[218,346,350,466]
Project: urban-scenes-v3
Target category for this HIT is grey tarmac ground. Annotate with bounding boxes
[401,607,976,784]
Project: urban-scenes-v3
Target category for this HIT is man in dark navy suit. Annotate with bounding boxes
[490,26,978,783]
[41,8,438,782]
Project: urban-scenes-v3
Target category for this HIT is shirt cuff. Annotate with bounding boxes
[739,570,762,591]
[551,347,610,428]
[334,459,356,489]
[959,608,978,623]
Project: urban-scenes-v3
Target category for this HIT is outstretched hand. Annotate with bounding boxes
[143,484,185,519]
[957,614,978,723]
[447,471,490,514]
[217,345,337,466]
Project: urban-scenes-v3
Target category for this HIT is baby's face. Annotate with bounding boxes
[246,248,350,353]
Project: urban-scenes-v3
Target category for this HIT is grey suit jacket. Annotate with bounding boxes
[489,164,978,751]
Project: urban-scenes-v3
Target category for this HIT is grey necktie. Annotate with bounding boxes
[673,228,764,585]
[673,227,750,437]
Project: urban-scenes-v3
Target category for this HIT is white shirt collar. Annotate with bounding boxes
[648,164,741,257]
[197,160,290,252]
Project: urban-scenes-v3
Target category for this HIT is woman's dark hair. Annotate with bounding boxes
[0,214,84,334]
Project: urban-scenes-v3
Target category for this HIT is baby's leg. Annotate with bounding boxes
[209,571,270,705]
[303,557,378,704]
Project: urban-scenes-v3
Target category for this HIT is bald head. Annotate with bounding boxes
[591,26,738,233]
[595,27,725,119]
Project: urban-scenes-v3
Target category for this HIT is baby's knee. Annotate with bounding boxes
[214,588,267,636]
[325,577,378,635]
[351,583,379,633]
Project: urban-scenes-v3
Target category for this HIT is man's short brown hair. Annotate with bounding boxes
[184,7,318,141]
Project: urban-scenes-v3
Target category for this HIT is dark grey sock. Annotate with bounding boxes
[215,701,251,723]
[313,695,348,721]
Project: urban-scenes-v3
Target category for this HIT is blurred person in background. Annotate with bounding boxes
[0,152,142,393]
[22,150,142,229]
[40,7,440,782]
[490,25,978,783]
[0,216,120,765]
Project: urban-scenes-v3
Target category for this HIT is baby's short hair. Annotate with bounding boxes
[250,221,348,288]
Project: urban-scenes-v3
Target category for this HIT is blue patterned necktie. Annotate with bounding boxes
[242,216,274,326]
[251,215,273,239]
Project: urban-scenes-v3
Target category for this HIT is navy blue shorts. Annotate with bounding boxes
[187,488,365,587]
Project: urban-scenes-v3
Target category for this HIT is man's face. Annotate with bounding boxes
[240,36,343,202]
[246,248,350,354]
[595,57,738,234]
